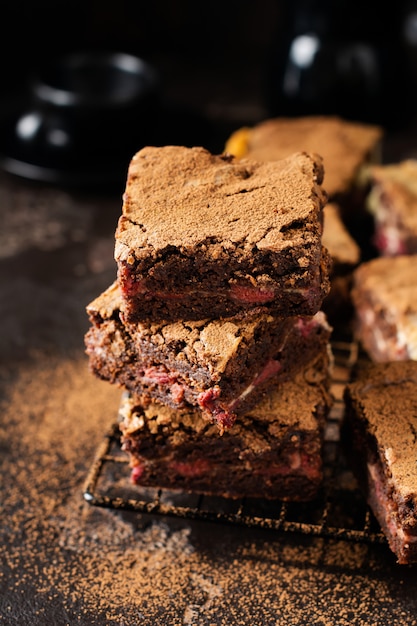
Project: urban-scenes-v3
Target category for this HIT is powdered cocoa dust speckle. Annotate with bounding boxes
[2,179,417,626]
[2,316,417,625]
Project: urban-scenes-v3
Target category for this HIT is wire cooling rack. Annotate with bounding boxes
[83,338,386,545]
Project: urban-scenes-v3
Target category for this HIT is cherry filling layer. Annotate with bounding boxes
[141,365,236,429]
[249,452,321,479]
[373,226,407,256]
[119,264,278,304]
[197,388,236,431]
[229,284,276,304]
[141,366,186,403]
[139,355,284,431]
[198,358,283,431]
[170,453,320,480]
[296,316,319,339]
[130,453,320,483]
[130,463,145,483]
[252,359,282,386]
[367,461,417,554]
[170,459,211,477]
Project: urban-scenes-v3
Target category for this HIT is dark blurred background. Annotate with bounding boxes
[0,0,283,151]
[2,0,417,172]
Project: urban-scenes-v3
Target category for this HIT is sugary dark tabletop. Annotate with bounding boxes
[2,4,417,622]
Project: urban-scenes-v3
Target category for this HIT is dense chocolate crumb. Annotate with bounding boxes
[114,146,330,321]
[343,360,417,564]
[119,349,332,501]
[3,315,417,624]
[2,148,417,626]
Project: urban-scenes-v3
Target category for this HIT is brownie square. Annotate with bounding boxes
[85,281,332,432]
[343,361,417,564]
[367,159,417,256]
[321,202,361,325]
[224,115,383,210]
[351,255,417,362]
[114,146,330,322]
[120,351,333,501]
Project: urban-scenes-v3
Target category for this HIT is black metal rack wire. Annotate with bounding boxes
[83,338,386,546]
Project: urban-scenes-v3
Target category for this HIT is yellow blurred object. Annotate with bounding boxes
[224,127,250,158]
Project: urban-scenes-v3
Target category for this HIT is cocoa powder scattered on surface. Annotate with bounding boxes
[2,351,417,625]
[1,177,417,625]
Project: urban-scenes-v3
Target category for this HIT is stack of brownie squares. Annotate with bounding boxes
[85,145,334,502]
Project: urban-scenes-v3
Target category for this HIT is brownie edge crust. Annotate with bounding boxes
[343,361,417,564]
[114,146,330,321]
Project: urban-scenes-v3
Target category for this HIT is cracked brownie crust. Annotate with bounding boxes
[85,282,332,432]
[119,351,333,501]
[114,146,330,321]
[343,361,417,564]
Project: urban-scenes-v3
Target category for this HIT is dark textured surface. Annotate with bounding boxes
[2,35,417,619]
[2,161,417,626]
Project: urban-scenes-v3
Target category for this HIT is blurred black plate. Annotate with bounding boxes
[0,103,213,191]
[0,108,133,189]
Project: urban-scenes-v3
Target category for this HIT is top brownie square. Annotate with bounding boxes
[115,145,330,322]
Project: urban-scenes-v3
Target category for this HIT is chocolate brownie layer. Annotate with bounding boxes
[120,352,333,501]
[367,160,417,256]
[351,255,417,362]
[114,146,330,322]
[343,361,417,564]
[85,282,333,432]
[225,115,383,206]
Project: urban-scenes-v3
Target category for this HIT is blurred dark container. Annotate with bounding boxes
[28,50,159,158]
[0,51,160,189]
[265,0,413,130]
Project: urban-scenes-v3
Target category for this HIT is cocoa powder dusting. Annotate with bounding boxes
[1,176,417,626]
[1,351,417,625]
